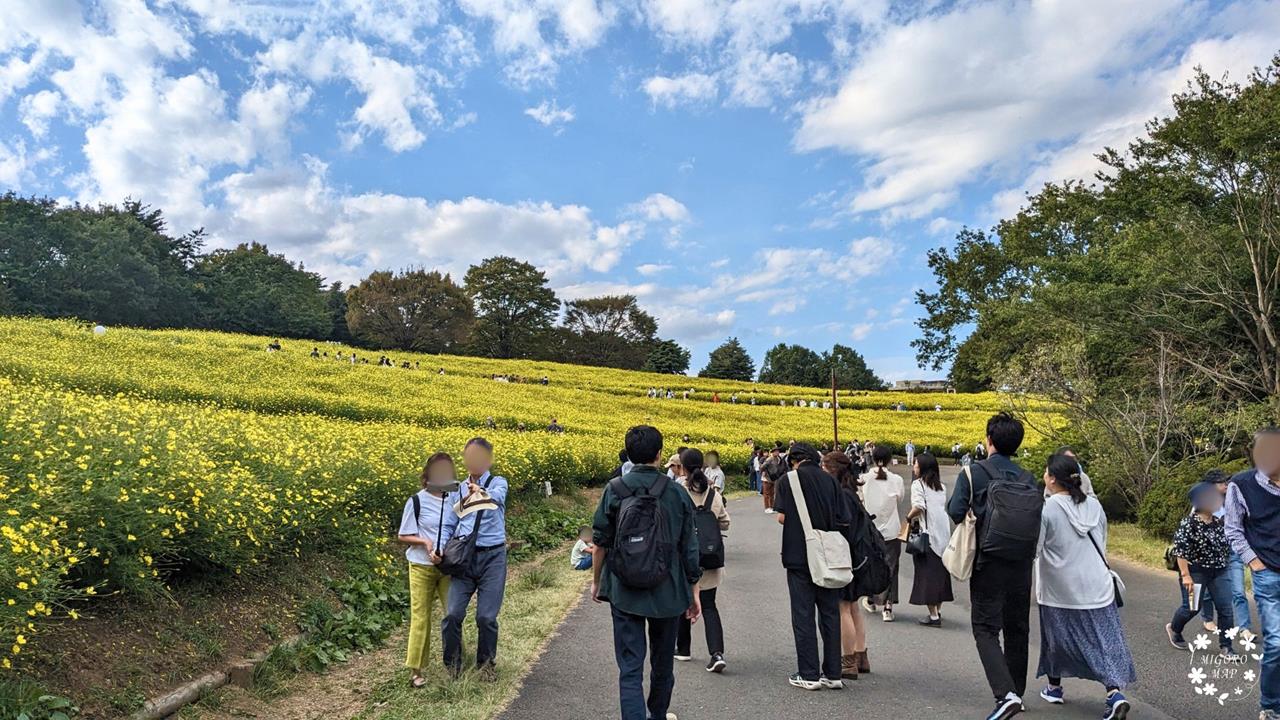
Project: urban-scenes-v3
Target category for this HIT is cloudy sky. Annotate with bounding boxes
[2,0,1278,380]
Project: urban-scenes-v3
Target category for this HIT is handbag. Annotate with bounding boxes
[904,480,930,556]
[1086,529,1126,608]
[787,470,854,589]
[942,465,978,581]
[439,477,492,577]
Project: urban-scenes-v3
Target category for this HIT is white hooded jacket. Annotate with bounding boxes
[1035,493,1114,609]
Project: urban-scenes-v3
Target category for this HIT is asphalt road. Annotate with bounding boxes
[500,466,1262,720]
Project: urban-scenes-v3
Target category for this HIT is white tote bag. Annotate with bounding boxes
[942,465,978,581]
[787,470,854,589]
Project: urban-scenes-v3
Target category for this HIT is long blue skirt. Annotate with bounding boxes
[1036,603,1137,688]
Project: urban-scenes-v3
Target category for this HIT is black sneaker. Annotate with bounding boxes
[706,653,726,673]
[918,616,942,628]
[1166,623,1189,651]
[674,650,692,662]
[985,695,1024,720]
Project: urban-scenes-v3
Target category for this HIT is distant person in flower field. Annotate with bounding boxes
[591,424,702,720]
[703,451,726,493]
[397,452,460,689]
[571,526,595,571]
[1224,426,1280,720]
[442,437,509,681]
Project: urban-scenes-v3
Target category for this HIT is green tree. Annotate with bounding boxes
[464,256,559,358]
[325,281,353,344]
[699,337,755,381]
[759,343,824,386]
[0,194,202,327]
[559,294,658,368]
[345,269,474,352]
[196,242,332,339]
[642,339,691,374]
[824,344,886,390]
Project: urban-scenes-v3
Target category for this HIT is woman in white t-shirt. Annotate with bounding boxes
[859,445,906,622]
[397,453,460,688]
[704,450,727,492]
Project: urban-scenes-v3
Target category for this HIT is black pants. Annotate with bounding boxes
[677,587,723,656]
[874,539,902,605]
[970,556,1033,700]
[786,568,842,681]
[611,606,679,720]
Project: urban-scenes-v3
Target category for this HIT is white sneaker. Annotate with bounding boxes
[674,653,692,662]
[765,508,776,514]
[819,676,844,690]
[860,597,877,614]
[788,673,822,691]
[882,608,895,623]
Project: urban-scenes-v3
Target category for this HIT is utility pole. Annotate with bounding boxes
[831,367,839,449]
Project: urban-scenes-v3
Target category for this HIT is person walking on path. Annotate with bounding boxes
[674,448,731,672]
[591,425,703,720]
[905,439,916,471]
[947,412,1041,720]
[397,453,460,688]
[1225,426,1280,720]
[773,442,850,691]
[1035,453,1136,719]
[442,437,510,680]
[906,453,953,627]
[1199,469,1254,637]
[1166,479,1239,657]
[821,450,870,681]
[762,445,785,514]
[860,444,905,622]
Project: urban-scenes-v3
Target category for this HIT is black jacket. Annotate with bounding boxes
[773,462,851,571]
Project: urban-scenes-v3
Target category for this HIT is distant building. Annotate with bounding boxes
[893,379,953,392]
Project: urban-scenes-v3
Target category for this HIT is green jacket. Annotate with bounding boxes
[592,465,702,618]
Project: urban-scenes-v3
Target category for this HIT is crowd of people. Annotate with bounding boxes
[393,419,1280,720]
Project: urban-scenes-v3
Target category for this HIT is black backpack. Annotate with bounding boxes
[975,461,1043,560]
[693,487,725,569]
[609,475,672,589]
[845,490,891,598]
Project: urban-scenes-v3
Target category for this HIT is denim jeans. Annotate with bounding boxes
[1253,567,1280,712]
[1172,565,1234,649]
[1200,551,1253,632]
[443,545,508,669]
[610,606,679,720]
[573,555,593,571]
[749,471,760,493]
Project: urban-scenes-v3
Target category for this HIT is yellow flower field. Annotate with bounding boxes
[0,316,1033,670]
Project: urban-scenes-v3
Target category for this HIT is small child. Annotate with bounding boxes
[570,526,594,570]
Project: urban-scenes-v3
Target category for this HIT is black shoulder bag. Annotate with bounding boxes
[439,476,493,577]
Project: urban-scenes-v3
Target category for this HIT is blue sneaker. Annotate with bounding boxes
[1103,691,1130,720]
[1040,685,1065,704]
[986,695,1024,720]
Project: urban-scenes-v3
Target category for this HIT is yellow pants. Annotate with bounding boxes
[406,563,451,670]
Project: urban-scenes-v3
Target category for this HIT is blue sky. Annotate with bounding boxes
[2,0,1278,380]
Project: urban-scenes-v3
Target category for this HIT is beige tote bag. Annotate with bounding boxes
[942,465,978,581]
[787,470,854,589]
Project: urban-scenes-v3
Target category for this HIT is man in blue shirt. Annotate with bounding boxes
[443,437,510,680]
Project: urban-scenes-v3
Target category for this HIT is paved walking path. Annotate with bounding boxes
[501,468,1259,720]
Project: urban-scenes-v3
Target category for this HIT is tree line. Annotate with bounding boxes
[915,55,1280,535]
[0,193,884,388]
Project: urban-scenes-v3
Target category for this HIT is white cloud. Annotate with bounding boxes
[258,35,439,151]
[637,263,672,276]
[214,160,648,284]
[850,322,874,341]
[795,0,1280,222]
[642,72,717,108]
[725,50,801,108]
[524,98,576,129]
[0,138,32,187]
[927,216,959,236]
[18,89,59,138]
[455,0,615,86]
[628,192,691,223]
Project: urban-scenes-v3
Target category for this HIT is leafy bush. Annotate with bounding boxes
[1137,458,1250,538]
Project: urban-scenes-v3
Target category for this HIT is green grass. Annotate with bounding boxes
[1108,523,1169,571]
[352,550,589,720]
